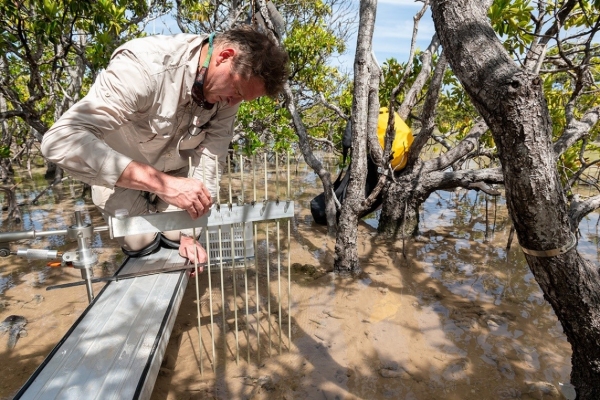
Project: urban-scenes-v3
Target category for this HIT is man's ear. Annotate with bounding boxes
[216,48,236,65]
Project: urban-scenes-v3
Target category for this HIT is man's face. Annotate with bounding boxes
[204,47,266,107]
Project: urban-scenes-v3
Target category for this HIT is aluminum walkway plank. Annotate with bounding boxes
[15,247,189,400]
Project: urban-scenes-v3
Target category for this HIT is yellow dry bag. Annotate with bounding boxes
[377,107,413,170]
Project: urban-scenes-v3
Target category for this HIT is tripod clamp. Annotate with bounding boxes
[0,211,105,303]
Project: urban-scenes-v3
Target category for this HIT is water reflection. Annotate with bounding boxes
[0,169,118,296]
[416,190,598,305]
[578,212,600,262]
[385,188,595,395]
[0,274,13,295]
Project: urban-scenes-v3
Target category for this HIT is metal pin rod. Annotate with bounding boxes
[218,226,227,366]
[193,227,204,376]
[202,156,216,371]
[288,219,291,351]
[266,222,271,357]
[254,223,260,364]
[227,154,233,207]
[189,157,204,375]
[264,153,268,202]
[277,219,282,355]
[243,221,250,364]
[188,156,195,179]
[240,155,244,205]
[253,154,257,204]
[216,156,220,206]
[206,226,216,372]
[275,153,279,201]
[287,152,292,351]
[231,224,239,365]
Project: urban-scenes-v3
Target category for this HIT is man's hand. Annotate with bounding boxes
[179,235,207,271]
[157,176,212,219]
[116,161,212,219]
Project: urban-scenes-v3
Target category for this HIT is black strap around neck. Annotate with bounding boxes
[191,33,215,110]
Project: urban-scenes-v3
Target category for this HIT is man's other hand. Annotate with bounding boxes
[179,235,207,271]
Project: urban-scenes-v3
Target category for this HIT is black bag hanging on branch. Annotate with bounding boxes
[310,108,413,225]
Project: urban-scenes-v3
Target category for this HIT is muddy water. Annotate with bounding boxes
[0,165,598,399]
[0,170,124,399]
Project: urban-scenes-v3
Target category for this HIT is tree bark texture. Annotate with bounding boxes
[333,0,377,274]
[431,0,600,396]
[379,179,422,237]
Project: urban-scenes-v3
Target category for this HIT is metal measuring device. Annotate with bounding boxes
[0,211,104,303]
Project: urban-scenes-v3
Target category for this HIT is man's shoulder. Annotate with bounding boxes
[128,33,206,45]
[113,34,207,59]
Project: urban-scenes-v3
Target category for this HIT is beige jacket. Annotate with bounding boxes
[41,33,238,190]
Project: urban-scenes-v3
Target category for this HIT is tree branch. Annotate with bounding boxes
[424,167,504,194]
[318,93,349,121]
[523,0,579,71]
[397,33,440,120]
[307,135,336,148]
[554,106,600,157]
[423,118,489,173]
[0,110,26,121]
[406,52,447,168]
[367,51,383,166]
[569,194,600,228]
[391,0,430,113]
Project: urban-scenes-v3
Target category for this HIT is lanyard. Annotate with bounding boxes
[203,32,215,69]
[191,33,216,110]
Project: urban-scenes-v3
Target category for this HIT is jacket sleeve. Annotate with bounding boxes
[41,50,155,188]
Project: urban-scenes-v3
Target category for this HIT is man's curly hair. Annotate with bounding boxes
[215,25,290,97]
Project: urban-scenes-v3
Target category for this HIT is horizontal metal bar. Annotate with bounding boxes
[0,229,68,242]
[48,257,251,291]
[0,225,109,244]
[109,201,294,238]
[47,263,195,291]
